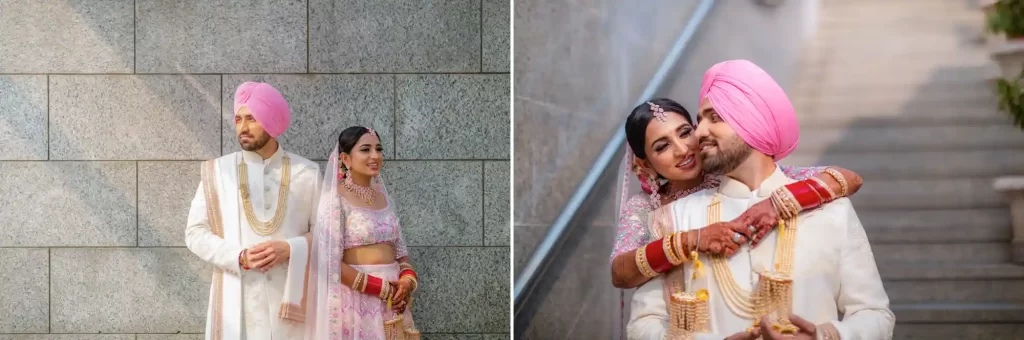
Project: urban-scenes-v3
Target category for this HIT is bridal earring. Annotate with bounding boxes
[646,171,662,207]
[338,163,350,180]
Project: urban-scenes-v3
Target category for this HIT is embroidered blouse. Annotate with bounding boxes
[610,166,826,262]
[338,194,409,259]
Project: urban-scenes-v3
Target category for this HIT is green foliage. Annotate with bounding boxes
[987,0,1024,38]
[996,69,1024,130]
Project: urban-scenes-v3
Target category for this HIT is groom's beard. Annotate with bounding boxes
[239,133,271,151]
[700,134,753,175]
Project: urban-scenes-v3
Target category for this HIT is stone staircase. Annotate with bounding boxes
[783,0,1024,338]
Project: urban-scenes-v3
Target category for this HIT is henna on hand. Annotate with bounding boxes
[738,200,781,248]
[696,221,748,257]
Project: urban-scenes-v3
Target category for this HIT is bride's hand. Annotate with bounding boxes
[390,279,414,303]
[696,221,750,257]
[737,200,780,248]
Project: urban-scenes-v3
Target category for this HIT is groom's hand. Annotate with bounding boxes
[760,314,816,340]
[725,329,759,340]
[249,240,291,271]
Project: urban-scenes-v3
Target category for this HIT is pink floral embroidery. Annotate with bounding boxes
[340,196,408,258]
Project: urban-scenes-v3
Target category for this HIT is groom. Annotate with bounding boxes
[627,60,894,340]
[185,82,320,340]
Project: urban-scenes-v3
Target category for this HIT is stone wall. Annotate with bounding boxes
[0,1,510,339]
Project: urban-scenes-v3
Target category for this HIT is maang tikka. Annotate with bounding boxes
[648,101,667,122]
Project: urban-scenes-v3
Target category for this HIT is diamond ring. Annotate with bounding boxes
[748,225,757,233]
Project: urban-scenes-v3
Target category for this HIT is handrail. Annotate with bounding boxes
[513,0,719,311]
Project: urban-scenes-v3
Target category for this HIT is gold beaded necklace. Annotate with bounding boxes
[238,154,291,236]
[705,193,799,332]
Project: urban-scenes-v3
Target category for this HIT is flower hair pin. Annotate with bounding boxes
[647,102,667,122]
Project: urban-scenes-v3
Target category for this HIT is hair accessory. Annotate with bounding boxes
[648,101,667,122]
[367,127,375,137]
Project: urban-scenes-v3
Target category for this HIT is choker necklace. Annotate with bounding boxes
[344,177,376,205]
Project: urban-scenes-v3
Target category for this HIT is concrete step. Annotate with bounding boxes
[887,279,1024,304]
[793,76,995,100]
[851,178,1005,210]
[797,62,999,85]
[873,242,1010,265]
[819,12,978,27]
[894,324,1024,340]
[810,34,984,53]
[798,44,989,65]
[883,265,1024,304]
[821,0,972,14]
[795,125,1024,153]
[880,263,1024,280]
[876,264,1024,303]
[791,105,1008,127]
[800,89,993,113]
[892,303,1024,323]
[857,208,1011,244]
[783,149,1024,179]
[795,69,999,94]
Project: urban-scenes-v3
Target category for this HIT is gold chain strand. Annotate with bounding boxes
[705,193,799,321]
[238,155,291,236]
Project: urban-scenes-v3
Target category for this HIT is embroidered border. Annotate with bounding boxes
[279,303,306,322]
[202,160,224,340]
[278,234,312,323]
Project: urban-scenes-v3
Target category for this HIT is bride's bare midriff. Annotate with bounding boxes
[343,243,396,265]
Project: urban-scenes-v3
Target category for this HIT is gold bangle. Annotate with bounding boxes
[635,247,657,278]
[399,262,414,272]
[353,272,366,292]
[810,177,836,202]
[823,168,848,197]
[402,275,419,292]
[771,188,799,219]
[674,231,688,262]
[379,281,391,300]
[663,233,681,265]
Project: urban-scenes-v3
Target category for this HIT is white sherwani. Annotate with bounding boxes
[628,167,894,340]
[185,147,320,340]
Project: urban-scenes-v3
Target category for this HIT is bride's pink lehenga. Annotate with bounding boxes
[306,144,419,340]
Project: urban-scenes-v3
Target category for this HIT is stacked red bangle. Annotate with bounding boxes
[643,238,674,273]
[364,274,385,296]
[783,180,823,210]
[805,178,835,203]
[399,263,417,280]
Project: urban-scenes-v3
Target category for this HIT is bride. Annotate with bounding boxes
[304,126,421,339]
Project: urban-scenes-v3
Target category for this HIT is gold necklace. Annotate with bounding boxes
[705,193,798,326]
[238,154,291,236]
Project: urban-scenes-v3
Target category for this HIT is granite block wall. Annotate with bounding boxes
[0,0,510,338]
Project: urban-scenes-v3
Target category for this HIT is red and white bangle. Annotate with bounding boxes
[399,263,419,292]
[785,180,823,210]
[808,177,837,202]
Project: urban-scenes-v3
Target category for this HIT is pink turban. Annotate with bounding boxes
[234,82,290,138]
[698,60,799,161]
